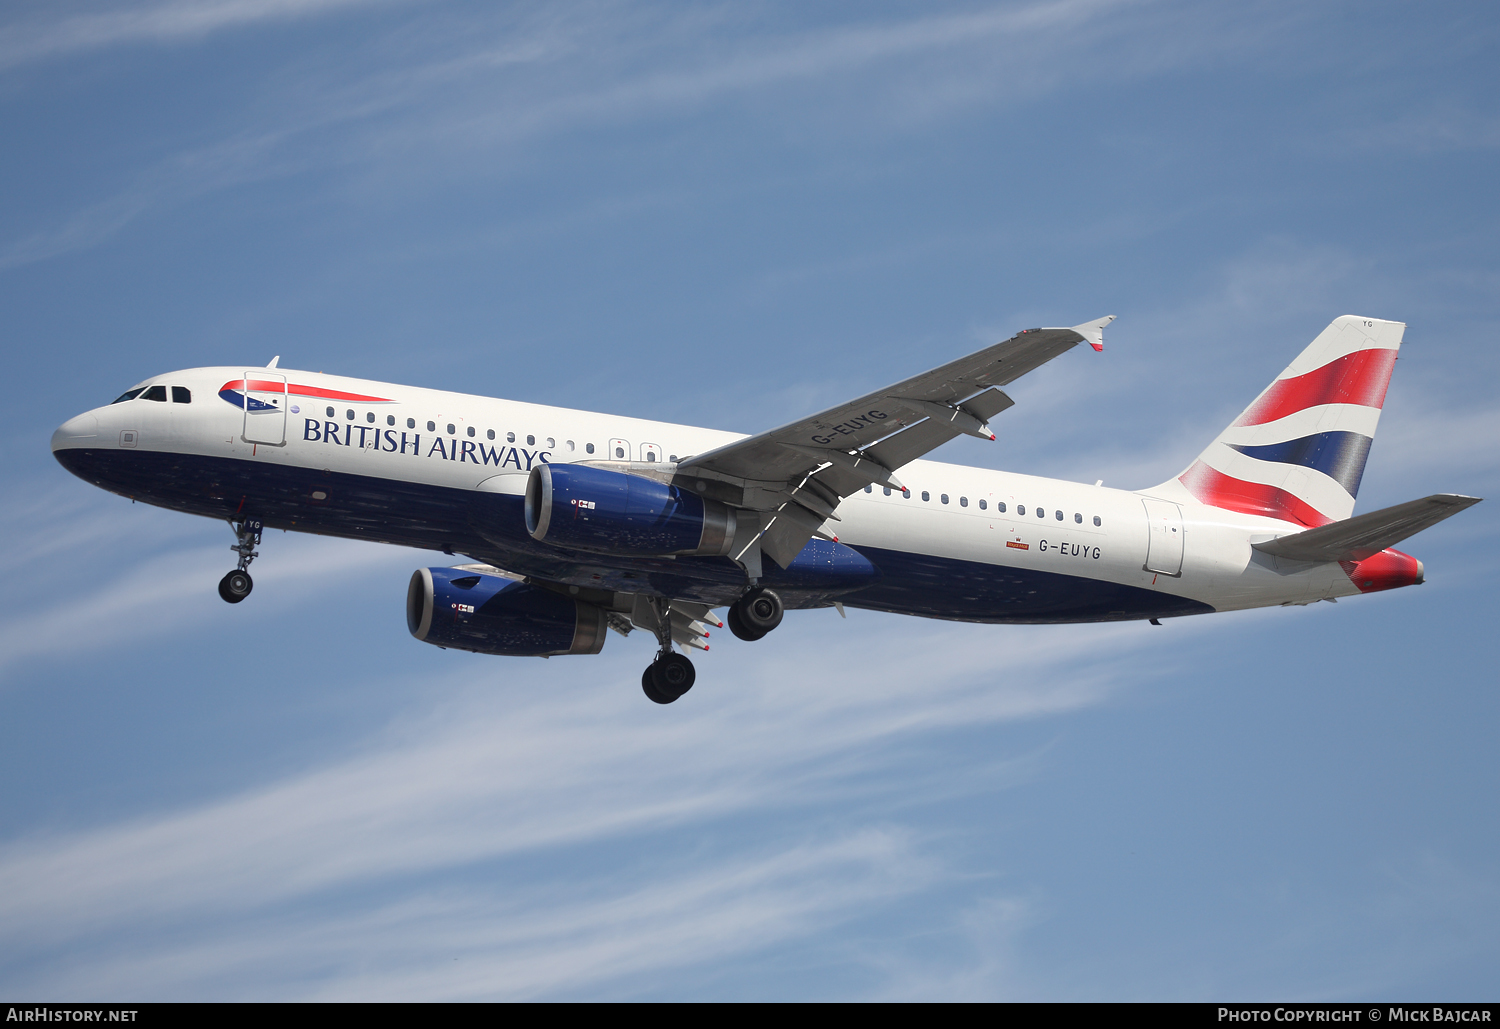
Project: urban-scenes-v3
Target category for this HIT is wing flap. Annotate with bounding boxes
[759,501,830,568]
[864,417,966,475]
[1252,493,1482,562]
[960,387,1016,422]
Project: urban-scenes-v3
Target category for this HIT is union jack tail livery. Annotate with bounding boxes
[1175,315,1404,526]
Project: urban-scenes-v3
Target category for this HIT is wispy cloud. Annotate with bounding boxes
[0,0,412,70]
[42,827,941,1000]
[0,595,1159,996]
[1,0,1272,270]
[0,487,423,679]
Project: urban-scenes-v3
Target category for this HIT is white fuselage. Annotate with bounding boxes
[51,365,1368,621]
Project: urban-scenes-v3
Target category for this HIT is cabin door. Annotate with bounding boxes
[240,372,288,446]
[1141,498,1184,576]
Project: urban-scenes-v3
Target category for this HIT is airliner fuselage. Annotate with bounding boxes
[50,316,1476,703]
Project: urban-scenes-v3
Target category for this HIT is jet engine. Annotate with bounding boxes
[525,462,736,557]
[406,567,607,657]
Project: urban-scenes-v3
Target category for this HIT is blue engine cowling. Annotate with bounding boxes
[406,567,607,657]
[525,462,737,557]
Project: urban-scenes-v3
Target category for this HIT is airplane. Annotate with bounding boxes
[51,314,1480,704]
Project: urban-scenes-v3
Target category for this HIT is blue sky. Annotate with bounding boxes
[1,0,1497,1000]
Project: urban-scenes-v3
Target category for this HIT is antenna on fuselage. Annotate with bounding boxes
[266,356,280,368]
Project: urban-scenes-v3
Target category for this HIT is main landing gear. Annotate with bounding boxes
[641,596,696,705]
[637,589,783,704]
[727,587,783,642]
[218,518,262,604]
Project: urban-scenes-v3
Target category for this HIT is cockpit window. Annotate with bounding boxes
[111,388,146,405]
[171,386,191,404]
[141,385,167,402]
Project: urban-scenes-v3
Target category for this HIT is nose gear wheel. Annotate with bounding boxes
[219,518,263,604]
[218,569,253,603]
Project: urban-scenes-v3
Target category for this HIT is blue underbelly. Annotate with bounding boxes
[54,448,1212,623]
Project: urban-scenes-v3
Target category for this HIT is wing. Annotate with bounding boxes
[677,315,1116,570]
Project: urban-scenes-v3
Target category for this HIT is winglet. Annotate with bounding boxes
[266,356,281,369]
[1071,315,1116,352]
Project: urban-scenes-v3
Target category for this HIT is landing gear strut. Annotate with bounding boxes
[728,587,783,642]
[641,596,695,704]
[218,518,262,604]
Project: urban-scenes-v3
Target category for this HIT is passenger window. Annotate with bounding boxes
[1056,510,1063,520]
[615,445,625,458]
[940,494,949,504]
[570,442,577,452]
[367,412,375,423]
[586,443,595,454]
[1037,508,1046,518]
[668,453,675,461]
[979,499,987,510]
[111,388,146,405]
[921,491,930,502]
[171,386,191,404]
[426,421,435,431]
[447,424,456,435]
[347,409,355,420]
[467,426,475,437]
[864,484,873,493]
[507,432,515,443]
[960,497,968,507]
[328,407,336,418]
[487,429,495,440]
[546,437,555,448]
[406,418,415,429]
[1017,505,1025,515]
[646,451,657,462]
[1074,512,1082,523]
[1093,516,1102,527]
[997,502,1005,513]
[883,487,892,496]
[527,435,535,446]
[142,385,167,402]
[902,489,911,498]
[387,415,395,426]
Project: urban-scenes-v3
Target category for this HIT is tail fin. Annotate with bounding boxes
[1173,315,1405,526]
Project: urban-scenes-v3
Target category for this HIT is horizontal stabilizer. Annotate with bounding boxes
[1252,493,1482,563]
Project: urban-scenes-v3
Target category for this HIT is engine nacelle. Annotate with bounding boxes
[525,462,737,557]
[406,567,607,657]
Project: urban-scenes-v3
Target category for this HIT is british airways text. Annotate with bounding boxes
[302,419,551,469]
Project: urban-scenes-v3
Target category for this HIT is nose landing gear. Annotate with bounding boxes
[218,518,262,604]
[640,596,696,704]
[727,587,783,641]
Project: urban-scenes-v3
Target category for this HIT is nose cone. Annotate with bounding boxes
[51,412,99,451]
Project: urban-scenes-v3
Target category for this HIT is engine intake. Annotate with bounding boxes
[525,462,736,557]
[406,567,607,657]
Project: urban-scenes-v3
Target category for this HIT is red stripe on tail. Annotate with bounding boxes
[1179,461,1333,527]
[1233,349,1396,427]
